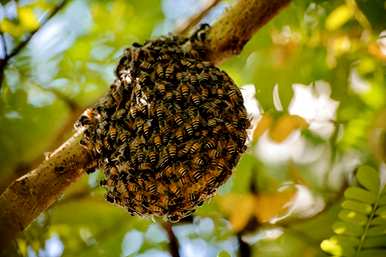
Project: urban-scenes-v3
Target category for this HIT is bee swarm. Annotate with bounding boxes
[76,25,250,222]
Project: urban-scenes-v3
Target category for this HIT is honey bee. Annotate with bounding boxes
[165,64,174,78]
[168,144,177,158]
[191,95,200,105]
[198,72,209,82]
[135,119,144,132]
[139,61,152,70]
[180,141,193,156]
[153,135,162,147]
[109,126,117,140]
[228,89,239,104]
[174,114,184,126]
[225,122,236,133]
[205,138,216,149]
[174,90,182,102]
[159,154,170,169]
[176,72,184,81]
[179,84,190,97]
[215,158,226,171]
[226,142,236,154]
[165,91,173,101]
[185,123,193,136]
[130,106,140,119]
[149,151,158,163]
[190,142,201,153]
[105,192,115,203]
[208,149,221,159]
[207,118,217,127]
[156,106,164,120]
[103,138,112,151]
[192,155,204,167]
[118,132,128,143]
[190,74,198,84]
[155,64,164,77]
[176,165,188,176]
[212,125,222,135]
[143,121,152,138]
[95,142,103,154]
[136,151,145,163]
[156,82,166,95]
[169,183,181,196]
[138,162,152,171]
[200,88,209,99]
[191,117,200,130]
[127,183,138,192]
[176,128,184,142]
[148,183,157,194]
[181,59,193,68]
[191,169,202,182]
[217,88,224,98]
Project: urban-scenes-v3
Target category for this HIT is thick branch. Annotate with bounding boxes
[207,0,291,63]
[0,132,91,249]
[0,0,291,249]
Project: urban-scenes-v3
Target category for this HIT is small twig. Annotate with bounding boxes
[162,222,181,257]
[4,0,69,62]
[175,0,221,35]
[0,32,7,59]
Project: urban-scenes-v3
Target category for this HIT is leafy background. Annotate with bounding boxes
[0,0,385,256]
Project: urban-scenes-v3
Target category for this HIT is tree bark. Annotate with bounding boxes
[0,0,291,249]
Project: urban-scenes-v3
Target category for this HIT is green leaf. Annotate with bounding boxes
[366,225,386,237]
[379,194,386,205]
[357,249,386,257]
[362,235,386,248]
[372,216,386,225]
[321,237,356,257]
[375,206,386,217]
[342,200,372,214]
[338,209,368,226]
[344,187,377,204]
[325,4,354,31]
[357,166,380,192]
[217,250,231,257]
[333,221,364,236]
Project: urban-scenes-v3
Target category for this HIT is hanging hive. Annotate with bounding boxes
[75,25,250,222]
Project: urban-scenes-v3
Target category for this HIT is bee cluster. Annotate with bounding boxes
[75,25,250,222]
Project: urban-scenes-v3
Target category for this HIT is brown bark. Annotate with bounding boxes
[0,0,291,249]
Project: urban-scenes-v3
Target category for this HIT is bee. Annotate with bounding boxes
[226,142,236,154]
[179,84,190,97]
[217,88,224,98]
[176,72,184,81]
[155,64,164,77]
[156,106,164,120]
[149,151,158,163]
[156,82,166,95]
[179,175,189,185]
[139,61,152,70]
[192,155,204,167]
[169,183,181,196]
[134,192,143,202]
[192,117,200,130]
[207,176,218,188]
[215,158,226,171]
[127,183,138,192]
[238,133,247,144]
[176,128,184,141]
[190,142,201,153]
[191,169,202,182]
[225,122,236,133]
[198,72,209,82]
[212,125,222,135]
[105,192,115,203]
[207,118,217,127]
[168,144,177,158]
[180,141,193,156]
[143,121,152,138]
[183,123,193,136]
[159,53,170,61]
[174,90,182,102]
[228,89,239,104]
[138,162,152,171]
[95,142,103,154]
[165,91,173,101]
[201,88,209,99]
[174,114,184,126]
[208,149,221,159]
[189,192,199,202]
[136,151,145,163]
[109,127,117,140]
[148,183,157,194]
[159,154,170,169]
[165,64,174,78]
[153,135,162,148]
[162,166,174,178]
[130,106,140,119]
[176,165,188,176]
[191,95,200,105]
[190,74,198,84]
[110,166,119,176]
[181,59,193,68]
[103,138,112,151]
[135,119,144,132]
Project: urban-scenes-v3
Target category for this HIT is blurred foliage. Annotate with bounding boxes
[0,0,385,256]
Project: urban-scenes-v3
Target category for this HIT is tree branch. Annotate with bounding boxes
[207,0,291,63]
[175,0,221,35]
[0,0,291,249]
[162,222,181,257]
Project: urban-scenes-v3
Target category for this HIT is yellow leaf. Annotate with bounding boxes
[0,20,24,37]
[255,187,296,222]
[325,5,354,31]
[269,114,308,143]
[253,114,272,141]
[218,194,256,231]
[19,7,40,30]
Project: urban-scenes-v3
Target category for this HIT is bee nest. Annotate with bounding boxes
[75,25,250,222]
